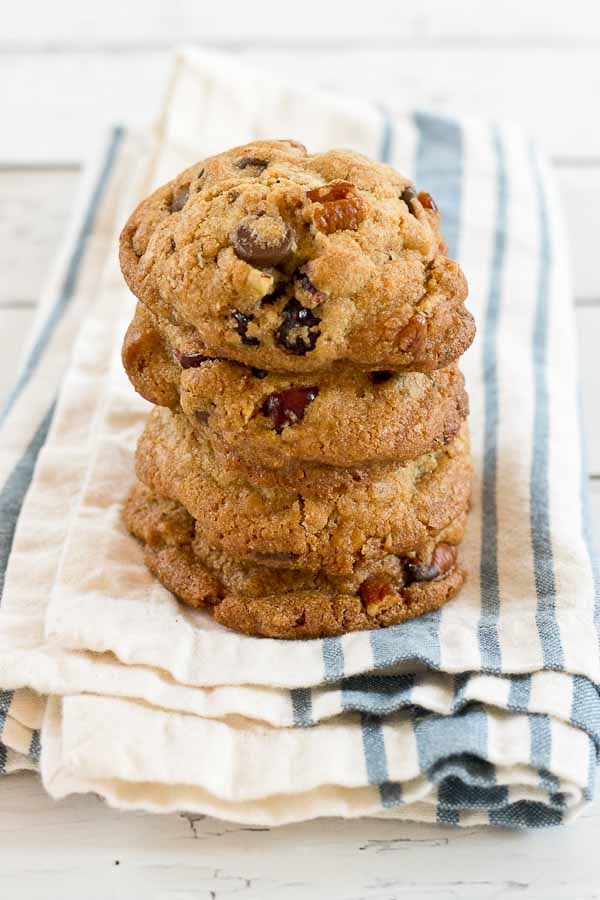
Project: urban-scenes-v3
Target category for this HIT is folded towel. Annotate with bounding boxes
[0,49,598,828]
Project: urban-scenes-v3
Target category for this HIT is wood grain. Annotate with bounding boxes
[3,48,600,162]
[0,170,78,305]
[1,772,600,900]
[3,0,600,48]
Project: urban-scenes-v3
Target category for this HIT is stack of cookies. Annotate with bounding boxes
[119,140,475,639]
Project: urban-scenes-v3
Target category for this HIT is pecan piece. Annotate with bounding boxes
[359,576,401,617]
[397,312,427,356]
[306,180,367,234]
[417,191,438,212]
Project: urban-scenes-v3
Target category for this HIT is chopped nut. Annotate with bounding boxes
[397,312,427,356]
[307,180,367,234]
[417,191,437,212]
[360,576,401,616]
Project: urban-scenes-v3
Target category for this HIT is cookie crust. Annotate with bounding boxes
[135,408,472,576]
[119,140,474,373]
[123,303,470,471]
[123,483,466,639]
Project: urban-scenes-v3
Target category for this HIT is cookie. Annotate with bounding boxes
[123,482,466,639]
[123,303,469,470]
[135,407,471,576]
[119,140,475,373]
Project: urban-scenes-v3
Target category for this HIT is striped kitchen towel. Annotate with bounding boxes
[0,49,598,828]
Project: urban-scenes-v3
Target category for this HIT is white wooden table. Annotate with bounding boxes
[1,3,600,897]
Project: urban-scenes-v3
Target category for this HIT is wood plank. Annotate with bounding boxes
[575,306,600,477]
[0,170,79,306]
[1,772,600,899]
[3,49,600,163]
[3,0,600,48]
[0,308,36,401]
[558,166,600,303]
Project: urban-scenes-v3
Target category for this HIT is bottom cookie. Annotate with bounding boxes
[123,482,466,639]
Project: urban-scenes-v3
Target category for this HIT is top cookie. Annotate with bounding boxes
[120,140,474,373]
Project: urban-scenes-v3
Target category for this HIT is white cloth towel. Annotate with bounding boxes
[0,49,598,827]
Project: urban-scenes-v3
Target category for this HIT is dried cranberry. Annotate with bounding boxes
[232,310,260,346]
[276,299,321,355]
[261,386,319,433]
[175,351,210,369]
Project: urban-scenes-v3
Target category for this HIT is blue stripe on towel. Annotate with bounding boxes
[0,402,56,600]
[290,688,313,727]
[342,674,416,717]
[29,730,41,763]
[360,714,402,807]
[508,675,532,711]
[478,125,507,673]
[322,636,345,681]
[0,127,125,428]
[529,145,563,670]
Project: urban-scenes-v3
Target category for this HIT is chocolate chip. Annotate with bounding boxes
[401,186,418,215]
[276,299,321,355]
[195,410,210,425]
[232,310,260,346]
[174,351,210,369]
[170,185,189,213]
[232,216,296,268]
[251,368,268,379]
[404,561,439,585]
[418,191,438,212]
[371,371,394,384]
[404,543,457,585]
[261,386,319,433]
[236,156,269,171]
